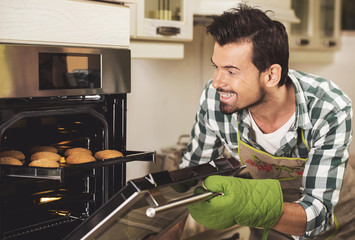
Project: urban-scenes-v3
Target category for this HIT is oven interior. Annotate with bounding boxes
[0,95,154,240]
[1,110,106,156]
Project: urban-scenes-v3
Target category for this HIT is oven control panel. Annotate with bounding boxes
[0,44,131,98]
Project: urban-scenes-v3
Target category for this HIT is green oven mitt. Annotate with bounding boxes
[188,175,283,231]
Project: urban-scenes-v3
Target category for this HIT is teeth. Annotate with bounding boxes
[221,93,234,98]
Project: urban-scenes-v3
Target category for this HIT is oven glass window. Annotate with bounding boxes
[39,53,101,90]
[83,185,191,240]
[0,113,105,156]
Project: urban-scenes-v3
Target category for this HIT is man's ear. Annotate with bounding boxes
[263,64,282,88]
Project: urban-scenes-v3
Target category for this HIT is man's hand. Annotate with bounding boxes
[188,175,283,230]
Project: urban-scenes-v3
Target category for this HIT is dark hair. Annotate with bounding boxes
[206,4,289,86]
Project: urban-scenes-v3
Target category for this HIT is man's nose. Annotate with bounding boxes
[212,70,227,89]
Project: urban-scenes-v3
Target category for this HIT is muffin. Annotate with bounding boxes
[66,154,96,164]
[30,146,58,154]
[29,159,60,168]
[0,150,25,161]
[30,151,61,162]
[0,157,23,166]
[64,147,92,157]
[94,150,123,160]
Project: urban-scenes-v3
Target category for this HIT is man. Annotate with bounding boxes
[180,4,354,240]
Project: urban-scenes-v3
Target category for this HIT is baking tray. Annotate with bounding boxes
[0,151,155,182]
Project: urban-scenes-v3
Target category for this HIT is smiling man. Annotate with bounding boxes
[180,4,354,240]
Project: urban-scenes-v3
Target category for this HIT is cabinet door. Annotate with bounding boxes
[317,0,341,48]
[290,0,313,47]
[289,0,340,50]
[130,0,193,41]
[0,0,130,48]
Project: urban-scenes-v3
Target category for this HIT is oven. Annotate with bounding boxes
[0,43,154,240]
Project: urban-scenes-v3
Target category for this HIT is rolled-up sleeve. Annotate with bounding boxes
[296,105,352,239]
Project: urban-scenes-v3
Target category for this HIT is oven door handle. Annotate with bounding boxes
[146,191,220,218]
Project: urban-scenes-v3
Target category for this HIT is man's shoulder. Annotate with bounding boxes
[289,69,351,111]
[289,69,336,90]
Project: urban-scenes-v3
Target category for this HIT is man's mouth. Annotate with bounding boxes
[218,91,236,101]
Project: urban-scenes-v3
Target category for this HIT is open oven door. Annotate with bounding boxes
[64,157,244,240]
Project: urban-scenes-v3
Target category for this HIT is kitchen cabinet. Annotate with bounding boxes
[129,0,193,41]
[0,0,130,48]
[192,0,299,25]
[289,0,341,50]
[128,0,193,59]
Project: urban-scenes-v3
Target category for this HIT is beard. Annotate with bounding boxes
[219,87,267,115]
[220,100,240,114]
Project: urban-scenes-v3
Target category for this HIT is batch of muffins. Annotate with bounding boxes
[0,146,123,168]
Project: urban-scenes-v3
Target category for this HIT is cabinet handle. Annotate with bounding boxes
[324,40,337,47]
[296,39,310,46]
[156,27,180,36]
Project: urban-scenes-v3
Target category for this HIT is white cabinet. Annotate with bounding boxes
[192,0,299,25]
[0,0,130,48]
[129,0,193,41]
[289,0,341,50]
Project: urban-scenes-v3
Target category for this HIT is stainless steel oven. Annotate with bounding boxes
[0,43,154,240]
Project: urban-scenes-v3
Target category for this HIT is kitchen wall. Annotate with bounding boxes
[126,26,355,180]
[126,25,214,180]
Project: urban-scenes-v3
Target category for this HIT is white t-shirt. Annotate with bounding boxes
[248,111,295,155]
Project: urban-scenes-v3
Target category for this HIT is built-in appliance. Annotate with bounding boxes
[0,43,154,240]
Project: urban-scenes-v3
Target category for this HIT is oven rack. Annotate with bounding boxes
[0,151,155,182]
[2,215,79,240]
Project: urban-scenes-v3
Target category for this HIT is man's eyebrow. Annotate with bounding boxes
[210,58,240,70]
[210,58,217,66]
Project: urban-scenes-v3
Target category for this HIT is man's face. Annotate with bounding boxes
[211,42,267,114]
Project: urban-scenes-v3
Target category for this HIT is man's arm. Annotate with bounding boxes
[273,202,307,236]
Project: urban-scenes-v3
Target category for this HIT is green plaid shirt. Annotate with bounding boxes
[180,69,352,239]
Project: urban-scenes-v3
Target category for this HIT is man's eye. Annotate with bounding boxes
[228,71,235,75]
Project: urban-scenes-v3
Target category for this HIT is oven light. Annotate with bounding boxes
[54,210,69,216]
[40,197,62,203]
[49,210,70,217]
